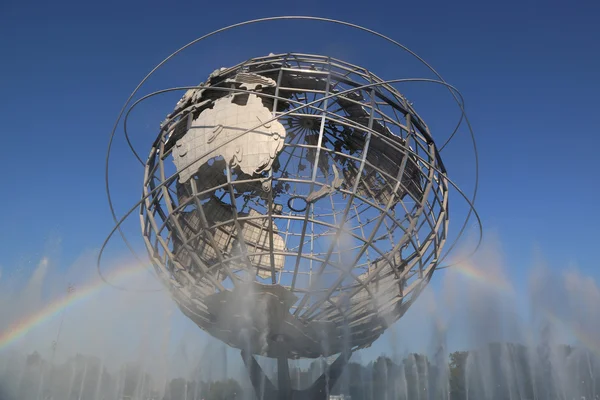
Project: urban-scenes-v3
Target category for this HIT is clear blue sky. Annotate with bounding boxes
[1,0,599,355]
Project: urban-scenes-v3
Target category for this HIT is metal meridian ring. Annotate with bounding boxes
[288,195,308,212]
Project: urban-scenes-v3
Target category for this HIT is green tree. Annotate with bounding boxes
[204,379,242,400]
[449,351,468,400]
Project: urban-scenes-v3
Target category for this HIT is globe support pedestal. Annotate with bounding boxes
[241,350,350,400]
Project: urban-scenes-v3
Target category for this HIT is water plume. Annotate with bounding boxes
[1,235,600,399]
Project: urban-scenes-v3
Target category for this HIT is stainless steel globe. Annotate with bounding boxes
[140,53,449,360]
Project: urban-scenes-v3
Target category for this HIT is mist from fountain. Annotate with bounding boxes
[0,236,599,399]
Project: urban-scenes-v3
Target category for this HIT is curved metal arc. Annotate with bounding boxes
[100,148,478,296]
[140,79,467,241]
[102,81,478,291]
[108,15,470,219]
[119,17,465,165]
[122,82,471,270]
[102,77,479,291]
[122,85,466,269]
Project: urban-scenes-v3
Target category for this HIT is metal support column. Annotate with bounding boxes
[241,349,351,400]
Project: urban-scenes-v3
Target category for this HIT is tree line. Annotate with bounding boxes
[1,341,599,399]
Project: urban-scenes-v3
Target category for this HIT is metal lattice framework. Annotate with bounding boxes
[140,53,449,358]
[100,17,481,400]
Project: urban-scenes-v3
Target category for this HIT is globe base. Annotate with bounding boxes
[241,350,350,400]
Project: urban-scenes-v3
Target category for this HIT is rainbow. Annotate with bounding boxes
[4,257,599,360]
[541,306,600,358]
[0,262,154,351]
[450,261,514,295]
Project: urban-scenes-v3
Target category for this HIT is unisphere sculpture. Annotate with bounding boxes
[145,52,446,395]
[102,18,480,400]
